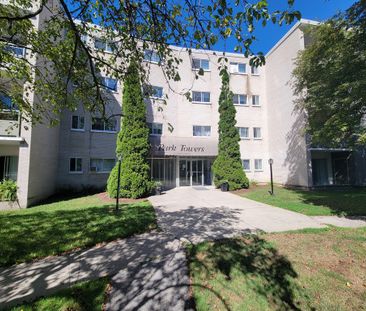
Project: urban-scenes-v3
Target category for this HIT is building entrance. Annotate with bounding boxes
[179,158,213,187]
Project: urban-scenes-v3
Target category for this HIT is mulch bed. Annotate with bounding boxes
[97,192,147,204]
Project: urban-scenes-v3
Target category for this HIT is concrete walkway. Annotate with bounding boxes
[0,232,192,310]
[1,187,365,310]
[150,187,327,243]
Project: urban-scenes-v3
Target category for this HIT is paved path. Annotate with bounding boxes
[1,187,365,310]
[150,187,327,243]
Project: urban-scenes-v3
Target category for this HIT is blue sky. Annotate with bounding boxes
[213,0,357,54]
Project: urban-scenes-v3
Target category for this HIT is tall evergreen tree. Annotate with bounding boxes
[107,60,153,198]
[212,69,249,190]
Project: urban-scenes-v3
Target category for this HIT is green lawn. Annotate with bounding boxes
[241,185,366,216]
[0,194,157,267]
[188,227,366,311]
[9,277,109,311]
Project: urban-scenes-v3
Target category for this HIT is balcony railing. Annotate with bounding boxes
[0,110,20,137]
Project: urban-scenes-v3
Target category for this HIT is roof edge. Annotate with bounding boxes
[265,19,320,58]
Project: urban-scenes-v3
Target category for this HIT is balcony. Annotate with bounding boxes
[0,110,20,137]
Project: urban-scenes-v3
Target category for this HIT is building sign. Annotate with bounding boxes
[149,136,218,156]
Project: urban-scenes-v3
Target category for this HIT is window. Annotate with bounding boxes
[254,159,263,171]
[233,94,247,105]
[90,159,115,173]
[252,95,260,106]
[69,158,82,173]
[148,122,163,135]
[193,125,211,137]
[0,92,16,110]
[151,86,163,98]
[71,115,85,131]
[237,127,249,139]
[4,45,25,58]
[92,118,117,132]
[242,159,250,171]
[253,127,262,139]
[251,66,259,75]
[101,77,118,92]
[94,39,115,52]
[192,91,210,104]
[230,62,246,74]
[192,58,210,71]
[144,50,161,63]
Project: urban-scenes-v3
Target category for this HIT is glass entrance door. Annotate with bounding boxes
[192,159,203,186]
[179,159,191,186]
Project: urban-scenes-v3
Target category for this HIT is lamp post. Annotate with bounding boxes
[268,158,274,195]
[116,153,123,211]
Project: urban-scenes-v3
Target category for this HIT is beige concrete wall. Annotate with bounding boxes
[16,0,61,207]
[265,25,310,187]
[56,102,120,191]
[144,49,269,182]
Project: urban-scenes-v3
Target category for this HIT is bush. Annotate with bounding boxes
[107,59,153,198]
[0,179,18,201]
[212,69,249,190]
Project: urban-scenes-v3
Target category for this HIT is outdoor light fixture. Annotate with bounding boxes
[116,152,123,211]
[268,158,274,195]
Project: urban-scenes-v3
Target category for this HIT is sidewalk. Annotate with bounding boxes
[0,232,191,310]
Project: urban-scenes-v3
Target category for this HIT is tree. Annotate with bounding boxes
[212,69,249,190]
[107,60,153,198]
[0,0,301,124]
[292,0,366,147]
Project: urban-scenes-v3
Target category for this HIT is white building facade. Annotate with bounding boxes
[1,11,365,207]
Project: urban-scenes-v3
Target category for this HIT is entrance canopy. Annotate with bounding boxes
[149,136,218,157]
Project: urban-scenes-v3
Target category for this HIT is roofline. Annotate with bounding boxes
[266,18,320,58]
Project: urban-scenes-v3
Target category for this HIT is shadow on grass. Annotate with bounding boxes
[0,203,157,267]
[293,188,366,216]
[188,235,314,311]
[10,277,109,311]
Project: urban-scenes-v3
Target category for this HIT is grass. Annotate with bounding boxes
[8,277,109,311]
[0,194,157,267]
[188,227,366,311]
[240,185,366,216]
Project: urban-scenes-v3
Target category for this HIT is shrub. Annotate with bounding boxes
[212,69,249,190]
[0,179,18,201]
[107,59,153,198]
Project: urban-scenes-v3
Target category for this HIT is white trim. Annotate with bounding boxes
[192,102,211,105]
[90,130,117,134]
[70,129,85,132]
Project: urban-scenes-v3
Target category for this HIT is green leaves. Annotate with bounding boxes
[293,3,366,148]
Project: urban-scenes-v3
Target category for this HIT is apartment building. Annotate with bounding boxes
[1,8,365,207]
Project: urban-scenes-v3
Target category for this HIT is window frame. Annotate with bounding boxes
[71,115,85,132]
[89,158,116,173]
[192,91,211,104]
[252,95,260,107]
[148,122,163,136]
[242,159,251,171]
[150,86,164,99]
[233,94,248,106]
[254,159,263,171]
[193,125,211,137]
[101,77,118,92]
[143,49,161,64]
[253,127,262,140]
[229,62,247,74]
[237,127,250,140]
[91,117,117,133]
[4,45,25,58]
[69,157,83,174]
[192,58,210,71]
